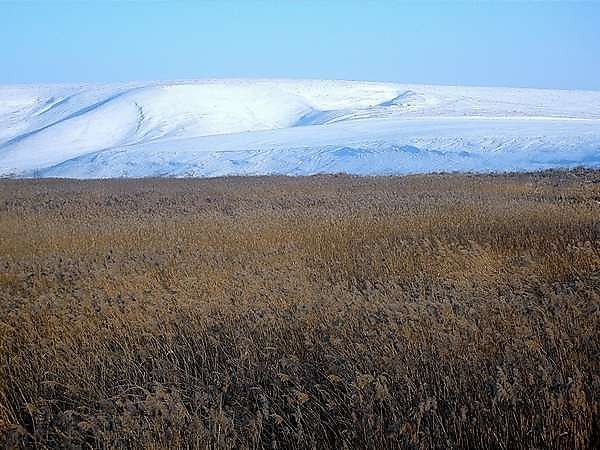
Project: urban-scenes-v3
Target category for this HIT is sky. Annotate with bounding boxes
[1,0,599,90]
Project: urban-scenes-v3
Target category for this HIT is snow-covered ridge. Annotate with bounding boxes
[1,79,599,178]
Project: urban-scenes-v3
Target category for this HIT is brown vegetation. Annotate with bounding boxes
[1,170,599,449]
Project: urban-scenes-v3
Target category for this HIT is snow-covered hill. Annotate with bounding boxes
[1,79,599,178]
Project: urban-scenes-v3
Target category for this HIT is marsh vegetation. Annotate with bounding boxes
[1,171,599,448]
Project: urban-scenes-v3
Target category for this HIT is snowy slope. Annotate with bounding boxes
[0,79,599,178]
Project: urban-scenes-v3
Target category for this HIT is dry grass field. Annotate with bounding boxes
[1,170,599,449]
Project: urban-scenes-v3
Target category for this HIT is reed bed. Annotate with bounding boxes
[1,170,599,448]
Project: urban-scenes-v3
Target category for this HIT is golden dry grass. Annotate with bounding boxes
[0,170,599,449]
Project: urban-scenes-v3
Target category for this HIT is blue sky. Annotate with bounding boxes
[1,0,599,89]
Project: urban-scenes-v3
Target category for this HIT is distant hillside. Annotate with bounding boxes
[1,79,599,178]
